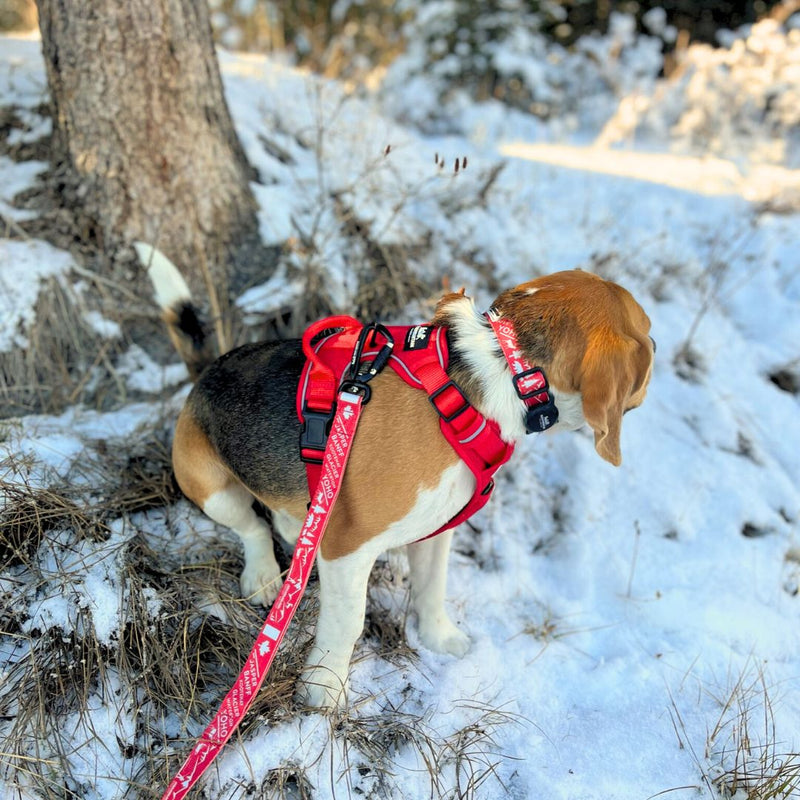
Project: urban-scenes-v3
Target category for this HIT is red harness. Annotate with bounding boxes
[297,316,516,536]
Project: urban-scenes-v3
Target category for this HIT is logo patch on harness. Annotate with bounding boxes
[404,325,434,351]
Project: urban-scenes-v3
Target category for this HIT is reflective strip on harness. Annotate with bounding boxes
[297,320,515,537]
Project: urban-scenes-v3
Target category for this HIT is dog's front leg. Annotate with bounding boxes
[407,529,470,657]
[298,547,374,710]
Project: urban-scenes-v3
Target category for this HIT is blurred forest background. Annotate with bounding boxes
[1,1,793,81]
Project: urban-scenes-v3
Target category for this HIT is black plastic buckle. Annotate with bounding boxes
[300,407,334,463]
[513,368,548,400]
[429,381,470,422]
[525,398,559,433]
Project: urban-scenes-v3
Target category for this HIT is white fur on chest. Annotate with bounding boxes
[368,459,475,556]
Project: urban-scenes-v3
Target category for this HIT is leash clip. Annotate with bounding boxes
[341,321,395,403]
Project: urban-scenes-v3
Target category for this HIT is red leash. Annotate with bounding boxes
[160,388,365,800]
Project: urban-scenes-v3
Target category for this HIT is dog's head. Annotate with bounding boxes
[491,270,654,466]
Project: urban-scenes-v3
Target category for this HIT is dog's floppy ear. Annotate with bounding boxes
[580,338,649,466]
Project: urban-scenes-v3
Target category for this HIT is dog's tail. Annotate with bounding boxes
[134,243,214,379]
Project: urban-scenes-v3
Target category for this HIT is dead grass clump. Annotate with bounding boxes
[360,560,418,668]
[0,477,107,568]
[0,608,109,798]
[119,529,318,796]
[0,273,126,417]
[707,665,800,800]
[117,527,311,721]
[334,701,520,799]
[0,425,177,569]
[667,662,800,798]
[80,435,181,519]
[255,762,316,799]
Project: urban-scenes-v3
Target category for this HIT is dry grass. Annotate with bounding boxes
[327,699,520,800]
[0,465,313,798]
[0,479,104,568]
[706,665,800,799]
[0,257,185,419]
[665,661,800,799]
[0,274,114,417]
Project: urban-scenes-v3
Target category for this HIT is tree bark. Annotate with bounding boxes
[35,0,267,306]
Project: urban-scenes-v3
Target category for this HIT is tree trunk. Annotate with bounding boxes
[35,0,268,313]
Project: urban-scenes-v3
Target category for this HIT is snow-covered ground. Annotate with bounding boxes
[2,15,800,800]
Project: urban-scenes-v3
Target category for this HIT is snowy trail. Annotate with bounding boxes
[500,141,800,203]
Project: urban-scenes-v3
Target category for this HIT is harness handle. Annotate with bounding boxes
[300,318,394,463]
[302,315,362,368]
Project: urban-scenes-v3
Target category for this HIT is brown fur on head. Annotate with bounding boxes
[491,270,654,466]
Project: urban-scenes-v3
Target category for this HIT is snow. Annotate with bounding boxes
[0,239,75,352]
[2,17,800,800]
[114,344,189,394]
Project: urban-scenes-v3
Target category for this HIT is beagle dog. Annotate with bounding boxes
[136,244,654,709]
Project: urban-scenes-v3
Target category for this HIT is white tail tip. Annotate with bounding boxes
[134,242,192,310]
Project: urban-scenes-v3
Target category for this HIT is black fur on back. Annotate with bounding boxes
[187,339,308,498]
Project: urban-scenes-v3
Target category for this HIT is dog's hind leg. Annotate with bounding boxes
[173,409,282,606]
[271,508,303,547]
[203,485,282,605]
[407,530,470,657]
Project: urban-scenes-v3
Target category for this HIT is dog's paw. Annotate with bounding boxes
[297,665,348,711]
[240,561,282,607]
[418,617,471,658]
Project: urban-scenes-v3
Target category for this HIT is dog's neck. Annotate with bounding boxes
[441,297,529,443]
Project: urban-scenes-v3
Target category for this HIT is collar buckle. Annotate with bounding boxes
[512,367,548,400]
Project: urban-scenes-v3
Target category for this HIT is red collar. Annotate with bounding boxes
[484,309,559,433]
